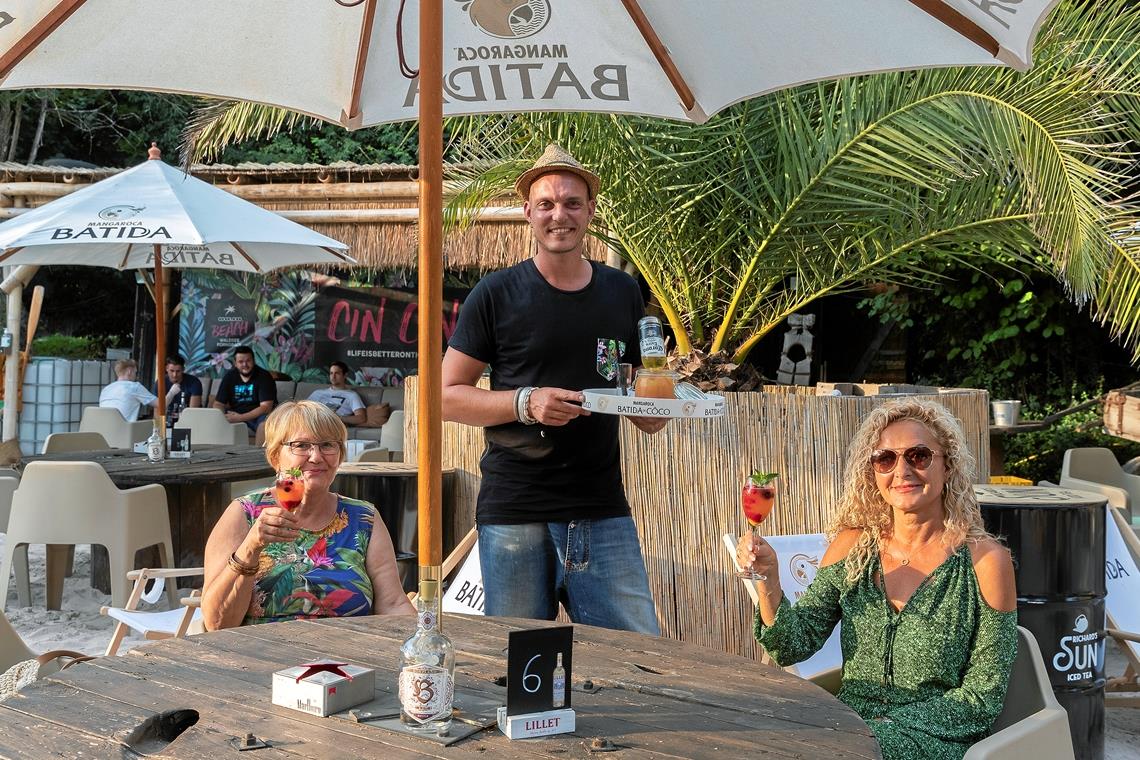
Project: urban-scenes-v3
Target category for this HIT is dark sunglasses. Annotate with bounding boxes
[869,445,943,474]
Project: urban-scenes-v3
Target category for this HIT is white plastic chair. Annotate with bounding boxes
[379,409,405,462]
[1059,447,1140,525]
[0,608,88,681]
[354,447,390,463]
[79,407,151,449]
[966,627,1074,757]
[0,461,177,611]
[41,431,111,454]
[0,475,28,608]
[805,627,1073,758]
[101,566,205,656]
[174,407,248,445]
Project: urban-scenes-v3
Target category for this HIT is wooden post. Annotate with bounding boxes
[152,244,167,431]
[417,0,444,596]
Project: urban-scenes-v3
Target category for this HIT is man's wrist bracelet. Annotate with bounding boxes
[227,552,258,576]
[519,386,538,425]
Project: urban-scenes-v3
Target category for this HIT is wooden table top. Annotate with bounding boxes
[24,444,274,487]
[336,462,457,477]
[0,615,880,759]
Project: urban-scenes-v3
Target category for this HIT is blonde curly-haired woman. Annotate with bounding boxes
[736,398,1017,760]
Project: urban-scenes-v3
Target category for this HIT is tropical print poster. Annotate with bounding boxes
[179,270,471,385]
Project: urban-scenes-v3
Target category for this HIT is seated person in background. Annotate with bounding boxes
[98,358,157,422]
[158,353,203,422]
[736,398,1017,760]
[201,400,414,629]
[307,361,366,426]
[212,345,277,443]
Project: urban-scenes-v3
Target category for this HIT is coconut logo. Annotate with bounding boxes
[98,204,145,221]
[457,0,550,39]
[787,553,819,588]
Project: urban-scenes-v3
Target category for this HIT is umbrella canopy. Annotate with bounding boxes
[0,1,1060,127]
[0,0,1063,582]
[0,146,352,428]
[0,151,351,272]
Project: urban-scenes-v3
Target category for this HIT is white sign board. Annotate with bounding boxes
[442,539,485,616]
[723,532,842,680]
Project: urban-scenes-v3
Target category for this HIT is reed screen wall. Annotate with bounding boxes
[406,379,989,659]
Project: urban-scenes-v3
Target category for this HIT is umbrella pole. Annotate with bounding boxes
[416,0,444,609]
[152,245,167,432]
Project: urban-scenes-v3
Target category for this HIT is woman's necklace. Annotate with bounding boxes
[888,532,943,566]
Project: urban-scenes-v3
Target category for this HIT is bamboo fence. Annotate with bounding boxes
[406,380,990,659]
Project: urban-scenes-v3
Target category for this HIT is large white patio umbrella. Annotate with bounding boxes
[0,0,1062,578]
[0,145,352,424]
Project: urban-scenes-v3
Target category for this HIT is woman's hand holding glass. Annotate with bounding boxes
[246,506,300,551]
[736,532,778,583]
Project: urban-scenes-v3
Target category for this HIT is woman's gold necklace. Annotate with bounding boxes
[889,533,943,566]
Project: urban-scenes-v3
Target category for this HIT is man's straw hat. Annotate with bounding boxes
[514,144,600,200]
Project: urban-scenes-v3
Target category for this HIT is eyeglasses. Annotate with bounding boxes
[284,440,340,456]
[869,445,943,474]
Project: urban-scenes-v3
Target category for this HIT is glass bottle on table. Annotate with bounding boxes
[399,582,455,734]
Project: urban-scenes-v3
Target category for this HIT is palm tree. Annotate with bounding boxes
[185,0,1140,367]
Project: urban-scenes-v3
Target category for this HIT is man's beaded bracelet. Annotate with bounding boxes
[227,552,258,576]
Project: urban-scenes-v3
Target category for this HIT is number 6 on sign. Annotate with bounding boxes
[506,626,574,716]
[523,654,543,693]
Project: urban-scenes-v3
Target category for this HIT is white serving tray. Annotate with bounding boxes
[580,388,725,418]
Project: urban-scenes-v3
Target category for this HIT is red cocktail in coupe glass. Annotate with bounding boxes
[275,469,305,511]
[737,471,777,581]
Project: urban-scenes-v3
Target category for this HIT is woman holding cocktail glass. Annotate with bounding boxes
[736,398,1017,760]
[202,401,413,630]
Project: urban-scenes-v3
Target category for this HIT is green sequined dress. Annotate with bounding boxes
[754,545,1018,760]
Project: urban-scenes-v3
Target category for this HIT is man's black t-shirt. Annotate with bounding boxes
[214,366,277,415]
[448,259,643,524]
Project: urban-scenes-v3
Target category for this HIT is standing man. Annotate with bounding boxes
[159,353,203,421]
[308,361,366,426]
[212,345,277,443]
[99,358,158,421]
[442,144,666,634]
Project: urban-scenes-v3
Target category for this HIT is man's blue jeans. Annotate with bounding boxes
[477,517,660,635]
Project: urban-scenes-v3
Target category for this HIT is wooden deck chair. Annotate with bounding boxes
[100,567,205,656]
[1102,502,1140,704]
[721,532,841,678]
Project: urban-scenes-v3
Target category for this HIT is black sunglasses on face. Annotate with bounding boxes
[869,445,943,474]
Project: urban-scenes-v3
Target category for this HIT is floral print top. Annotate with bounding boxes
[240,489,375,625]
[755,545,1018,760]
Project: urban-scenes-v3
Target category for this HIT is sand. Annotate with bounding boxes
[1,537,1138,757]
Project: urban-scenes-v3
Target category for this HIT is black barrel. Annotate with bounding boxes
[333,472,419,593]
[978,484,1106,760]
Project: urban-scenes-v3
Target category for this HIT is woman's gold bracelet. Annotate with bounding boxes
[227,552,258,576]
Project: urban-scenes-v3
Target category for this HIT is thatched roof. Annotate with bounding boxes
[0,160,611,270]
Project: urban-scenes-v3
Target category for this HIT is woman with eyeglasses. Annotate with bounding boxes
[736,398,1017,760]
[202,401,414,629]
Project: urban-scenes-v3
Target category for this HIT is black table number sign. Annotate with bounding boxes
[506,626,573,716]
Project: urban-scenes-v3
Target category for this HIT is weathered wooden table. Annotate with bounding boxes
[24,445,273,600]
[0,615,881,758]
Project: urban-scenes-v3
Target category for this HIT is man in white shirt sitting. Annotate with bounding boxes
[99,358,158,422]
[307,361,366,426]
